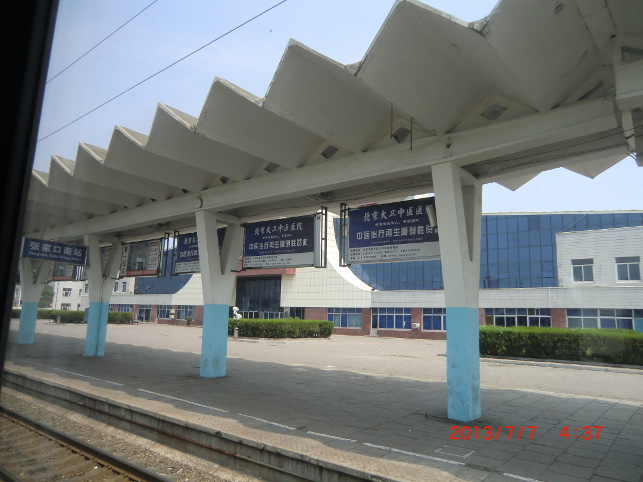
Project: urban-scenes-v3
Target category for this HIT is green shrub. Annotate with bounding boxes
[479,326,643,366]
[12,308,58,320]
[44,310,85,324]
[228,318,333,339]
[108,311,133,324]
[20,309,132,324]
[38,309,54,319]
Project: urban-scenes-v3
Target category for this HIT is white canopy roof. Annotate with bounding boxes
[26,0,643,242]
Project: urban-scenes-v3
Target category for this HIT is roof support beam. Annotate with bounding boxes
[38,99,618,241]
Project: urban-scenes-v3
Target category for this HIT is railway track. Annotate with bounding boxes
[3,371,367,481]
[0,406,170,481]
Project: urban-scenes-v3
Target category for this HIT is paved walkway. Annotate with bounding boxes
[3,320,642,481]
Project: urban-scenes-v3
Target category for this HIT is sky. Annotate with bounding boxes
[34,0,643,214]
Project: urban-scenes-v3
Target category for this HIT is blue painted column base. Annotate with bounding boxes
[18,302,39,344]
[84,302,109,356]
[201,304,229,377]
[446,307,481,422]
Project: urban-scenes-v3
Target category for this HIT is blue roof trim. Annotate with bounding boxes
[134,248,192,295]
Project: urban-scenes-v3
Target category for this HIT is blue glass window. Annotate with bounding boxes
[328,308,362,328]
[600,318,616,329]
[572,259,594,282]
[176,305,194,320]
[567,308,636,330]
[157,305,172,318]
[488,308,551,327]
[336,213,643,292]
[372,308,410,330]
[616,257,641,281]
[422,308,446,330]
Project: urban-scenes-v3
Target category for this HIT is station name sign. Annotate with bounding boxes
[22,237,88,265]
[243,211,326,269]
[343,197,440,264]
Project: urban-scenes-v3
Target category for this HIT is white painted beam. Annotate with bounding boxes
[494,173,539,191]
[478,145,628,184]
[105,127,218,193]
[146,104,265,180]
[564,153,624,179]
[28,174,118,216]
[198,80,322,170]
[49,157,141,208]
[615,60,643,111]
[264,41,392,153]
[38,99,621,241]
[74,143,178,201]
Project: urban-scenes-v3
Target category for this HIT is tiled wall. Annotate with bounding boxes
[557,226,643,288]
[281,215,372,308]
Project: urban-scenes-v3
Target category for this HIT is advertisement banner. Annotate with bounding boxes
[170,228,227,275]
[119,239,162,277]
[174,232,200,274]
[243,215,318,269]
[22,237,87,265]
[346,197,440,264]
[50,262,76,281]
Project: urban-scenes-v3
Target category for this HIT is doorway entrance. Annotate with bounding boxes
[137,305,151,322]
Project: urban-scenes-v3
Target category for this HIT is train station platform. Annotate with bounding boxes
[3,320,642,481]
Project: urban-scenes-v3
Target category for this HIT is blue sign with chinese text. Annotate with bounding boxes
[22,237,87,265]
[347,198,440,263]
[175,232,200,274]
[243,215,316,268]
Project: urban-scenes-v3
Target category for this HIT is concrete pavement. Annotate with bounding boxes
[3,320,642,481]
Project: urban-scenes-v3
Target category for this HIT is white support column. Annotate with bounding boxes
[84,235,122,356]
[17,258,51,344]
[196,210,243,377]
[432,162,482,422]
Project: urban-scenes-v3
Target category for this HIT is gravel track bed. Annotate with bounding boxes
[0,387,261,482]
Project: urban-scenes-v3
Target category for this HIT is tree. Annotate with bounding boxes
[39,284,53,308]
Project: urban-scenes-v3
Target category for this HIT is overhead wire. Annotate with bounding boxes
[46,0,160,84]
[38,0,289,143]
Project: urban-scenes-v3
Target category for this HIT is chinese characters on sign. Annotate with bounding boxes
[243,215,318,269]
[346,198,440,264]
[51,262,76,281]
[174,233,200,274]
[22,238,87,265]
[119,239,161,277]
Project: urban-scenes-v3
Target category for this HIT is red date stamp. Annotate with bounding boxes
[450,425,604,441]
[450,425,537,440]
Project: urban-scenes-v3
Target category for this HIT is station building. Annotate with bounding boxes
[45,209,643,337]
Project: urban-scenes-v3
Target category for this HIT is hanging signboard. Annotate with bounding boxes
[119,239,162,277]
[174,232,200,274]
[50,262,76,281]
[22,237,87,265]
[100,246,112,274]
[170,228,227,275]
[78,245,112,281]
[242,209,327,269]
[341,197,440,264]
